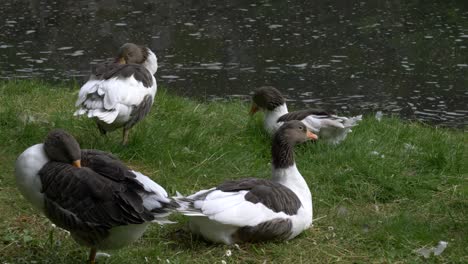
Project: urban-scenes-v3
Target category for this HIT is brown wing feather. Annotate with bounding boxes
[217,178,302,215]
[277,109,332,122]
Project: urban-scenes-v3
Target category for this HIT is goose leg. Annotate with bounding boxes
[122,127,130,145]
[88,248,97,264]
[97,123,107,135]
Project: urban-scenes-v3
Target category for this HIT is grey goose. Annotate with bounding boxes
[74,43,158,145]
[15,129,175,263]
[174,121,317,244]
[251,86,362,144]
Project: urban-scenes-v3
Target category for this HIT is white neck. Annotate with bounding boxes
[264,103,289,134]
[143,49,158,75]
[271,163,312,214]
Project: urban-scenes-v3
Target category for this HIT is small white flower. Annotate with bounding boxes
[327,226,334,231]
[225,249,232,257]
[51,224,57,228]
[221,260,227,264]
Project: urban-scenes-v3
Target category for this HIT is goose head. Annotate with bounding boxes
[116,43,149,65]
[250,86,285,115]
[275,120,318,144]
[271,121,317,169]
[43,129,81,168]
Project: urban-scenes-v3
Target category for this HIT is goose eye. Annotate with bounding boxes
[299,126,303,130]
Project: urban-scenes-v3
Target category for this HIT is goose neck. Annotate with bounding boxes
[271,134,295,169]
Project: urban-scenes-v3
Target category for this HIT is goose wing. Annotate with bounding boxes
[39,162,154,245]
[81,149,175,217]
[277,109,331,122]
[178,178,301,227]
[301,114,363,144]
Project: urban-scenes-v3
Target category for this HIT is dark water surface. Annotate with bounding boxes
[1,0,467,127]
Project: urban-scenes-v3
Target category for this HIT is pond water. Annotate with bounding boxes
[1,0,467,128]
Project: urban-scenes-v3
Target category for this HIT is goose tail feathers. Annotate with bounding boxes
[171,194,206,217]
[343,115,362,128]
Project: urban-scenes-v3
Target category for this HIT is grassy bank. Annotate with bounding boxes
[0,80,466,263]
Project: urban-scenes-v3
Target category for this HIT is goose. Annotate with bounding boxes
[15,129,176,263]
[250,86,362,145]
[174,121,317,244]
[74,43,158,145]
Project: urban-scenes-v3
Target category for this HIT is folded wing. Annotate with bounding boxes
[177,178,302,227]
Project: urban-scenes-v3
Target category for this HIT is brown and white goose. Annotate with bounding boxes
[15,129,175,263]
[250,86,362,145]
[174,121,317,244]
[74,43,158,145]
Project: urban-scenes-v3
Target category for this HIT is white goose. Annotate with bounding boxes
[15,129,176,263]
[250,86,362,145]
[175,121,317,244]
[74,43,158,145]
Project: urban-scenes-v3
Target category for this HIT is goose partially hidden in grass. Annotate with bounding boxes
[15,129,176,263]
[74,43,158,145]
[250,86,362,145]
[174,121,317,244]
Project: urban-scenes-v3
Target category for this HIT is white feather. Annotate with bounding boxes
[87,109,119,124]
[75,71,157,127]
[14,144,48,212]
[131,170,171,213]
[142,49,158,75]
[198,190,291,227]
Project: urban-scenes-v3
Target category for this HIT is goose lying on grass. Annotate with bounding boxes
[74,43,158,145]
[174,121,317,244]
[250,86,362,144]
[15,129,176,263]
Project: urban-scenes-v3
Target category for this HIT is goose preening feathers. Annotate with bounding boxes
[250,86,362,145]
[15,129,176,263]
[74,43,158,145]
[174,121,317,244]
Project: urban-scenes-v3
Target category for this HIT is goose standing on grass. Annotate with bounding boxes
[250,86,362,145]
[74,43,158,145]
[174,121,317,244]
[15,129,176,263]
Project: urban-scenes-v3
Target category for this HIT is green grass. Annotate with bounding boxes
[0,80,466,263]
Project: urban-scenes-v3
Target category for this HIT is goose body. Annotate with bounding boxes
[175,121,316,244]
[74,43,158,145]
[251,86,362,144]
[15,130,174,262]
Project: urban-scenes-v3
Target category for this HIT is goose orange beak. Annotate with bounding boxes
[72,160,81,168]
[249,104,259,115]
[307,131,318,140]
[117,57,126,64]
